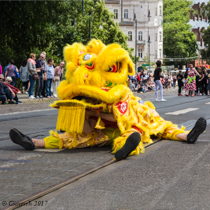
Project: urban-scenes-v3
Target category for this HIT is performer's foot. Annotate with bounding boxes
[9,128,35,150]
[115,132,141,161]
[187,117,207,144]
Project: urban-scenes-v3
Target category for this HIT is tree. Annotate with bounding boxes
[0,1,69,66]
[0,0,134,68]
[200,2,210,63]
[163,0,198,58]
[46,0,134,63]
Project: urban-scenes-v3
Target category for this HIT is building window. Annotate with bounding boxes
[124,9,128,19]
[155,33,157,41]
[155,7,157,16]
[128,31,132,41]
[138,31,143,40]
[155,50,157,58]
[159,31,162,41]
[159,49,162,58]
[114,9,118,19]
[138,49,143,59]
[159,6,162,16]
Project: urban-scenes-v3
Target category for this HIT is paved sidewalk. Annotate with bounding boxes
[0,87,179,115]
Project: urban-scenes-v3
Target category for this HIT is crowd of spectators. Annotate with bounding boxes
[0,53,65,105]
[182,65,210,97]
[129,69,177,93]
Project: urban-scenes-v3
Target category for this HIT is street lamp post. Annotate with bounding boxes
[82,0,84,14]
[89,12,93,41]
[148,35,151,72]
[134,13,137,72]
[147,8,151,72]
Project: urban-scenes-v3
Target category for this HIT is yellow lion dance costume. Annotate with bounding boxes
[44,39,187,159]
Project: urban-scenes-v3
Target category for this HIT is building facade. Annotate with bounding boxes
[105,0,163,70]
[189,0,209,66]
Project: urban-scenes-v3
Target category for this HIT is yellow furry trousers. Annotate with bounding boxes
[43,124,188,156]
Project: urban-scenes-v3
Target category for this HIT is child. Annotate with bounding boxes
[207,74,210,96]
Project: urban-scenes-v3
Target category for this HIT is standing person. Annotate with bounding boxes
[0,61,2,74]
[201,66,208,96]
[5,60,19,87]
[177,70,184,96]
[27,53,41,99]
[184,64,201,97]
[19,60,30,94]
[153,60,167,102]
[3,61,10,76]
[52,61,65,98]
[44,58,54,98]
[173,75,177,88]
[207,74,210,96]
[165,75,170,90]
[41,52,47,97]
[35,53,46,99]
[196,67,204,96]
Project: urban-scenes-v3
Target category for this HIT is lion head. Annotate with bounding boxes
[52,39,135,109]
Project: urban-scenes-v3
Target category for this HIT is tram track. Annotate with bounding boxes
[3,118,209,210]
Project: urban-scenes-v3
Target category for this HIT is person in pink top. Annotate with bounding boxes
[184,64,201,97]
[52,61,65,98]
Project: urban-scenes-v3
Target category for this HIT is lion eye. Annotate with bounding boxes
[108,65,117,72]
[107,62,122,73]
[83,54,92,61]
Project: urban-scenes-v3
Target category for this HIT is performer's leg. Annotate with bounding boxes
[111,129,143,161]
[176,133,187,141]
[83,118,97,135]
[32,139,45,148]
[160,117,206,144]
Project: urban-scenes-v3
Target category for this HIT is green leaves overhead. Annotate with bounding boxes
[163,0,198,58]
[200,2,210,63]
[0,0,133,67]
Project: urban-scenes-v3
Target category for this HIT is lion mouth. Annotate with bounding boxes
[72,96,102,105]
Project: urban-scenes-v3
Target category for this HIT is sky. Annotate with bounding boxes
[193,0,209,4]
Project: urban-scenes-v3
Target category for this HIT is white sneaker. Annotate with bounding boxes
[25,92,28,94]
[53,94,58,98]
[155,99,159,101]
[29,96,35,99]
[160,98,167,102]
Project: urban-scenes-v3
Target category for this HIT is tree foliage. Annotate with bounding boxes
[163,0,198,58]
[200,2,210,63]
[0,0,133,68]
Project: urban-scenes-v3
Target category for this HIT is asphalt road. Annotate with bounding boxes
[0,93,210,210]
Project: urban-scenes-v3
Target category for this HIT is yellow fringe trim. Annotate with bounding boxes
[56,106,86,133]
[50,99,108,112]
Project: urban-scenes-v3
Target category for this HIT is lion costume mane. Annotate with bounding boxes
[44,39,187,156]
